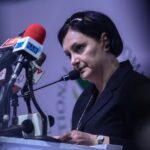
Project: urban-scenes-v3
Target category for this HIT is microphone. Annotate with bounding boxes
[32,70,80,92]
[17,113,43,137]
[0,37,20,72]
[1,119,34,136]
[12,52,46,93]
[0,114,59,143]
[18,69,80,117]
[0,24,46,127]
[30,52,46,84]
[60,69,80,81]
[13,24,46,59]
[0,28,45,92]
[17,113,55,137]
[0,24,46,93]
[0,116,34,137]
[9,24,46,91]
[10,23,46,89]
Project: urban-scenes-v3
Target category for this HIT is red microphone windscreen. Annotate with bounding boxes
[23,24,46,44]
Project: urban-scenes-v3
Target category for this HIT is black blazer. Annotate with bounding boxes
[72,61,150,150]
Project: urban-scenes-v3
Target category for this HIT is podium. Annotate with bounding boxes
[0,136,122,150]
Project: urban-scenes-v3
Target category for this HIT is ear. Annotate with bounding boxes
[99,32,110,52]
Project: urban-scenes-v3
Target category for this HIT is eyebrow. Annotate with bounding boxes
[64,42,78,53]
[64,40,86,55]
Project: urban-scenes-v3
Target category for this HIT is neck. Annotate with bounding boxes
[94,56,119,93]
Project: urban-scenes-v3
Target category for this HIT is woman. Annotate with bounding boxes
[56,11,150,150]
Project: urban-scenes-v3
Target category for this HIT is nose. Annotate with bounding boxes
[71,54,79,67]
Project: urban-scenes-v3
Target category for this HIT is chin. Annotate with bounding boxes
[80,72,92,81]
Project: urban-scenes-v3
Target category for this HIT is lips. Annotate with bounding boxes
[75,65,86,74]
[79,67,85,74]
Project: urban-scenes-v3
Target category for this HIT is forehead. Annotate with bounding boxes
[62,29,89,50]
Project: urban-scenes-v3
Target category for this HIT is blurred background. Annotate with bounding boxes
[0,0,149,136]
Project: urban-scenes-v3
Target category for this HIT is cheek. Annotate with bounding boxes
[85,51,102,67]
[81,43,103,66]
[87,44,102,59]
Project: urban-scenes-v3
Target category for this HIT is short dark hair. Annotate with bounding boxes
[58,11,123,57]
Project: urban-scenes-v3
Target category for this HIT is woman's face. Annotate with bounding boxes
[62,29,108,81]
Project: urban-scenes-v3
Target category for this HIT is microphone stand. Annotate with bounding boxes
[25,64,48,136]
[21,82,32,114]
[0,54,26,128]
[23,64,61,142]
[11,93,19,126]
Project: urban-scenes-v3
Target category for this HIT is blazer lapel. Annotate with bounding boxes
[79,86,113,130]
[79,61,132,130]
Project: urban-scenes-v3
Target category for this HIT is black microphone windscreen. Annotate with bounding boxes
[22,119,34,134]
[69,70,80,80]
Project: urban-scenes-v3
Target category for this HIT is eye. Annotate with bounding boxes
[74,44,86,53]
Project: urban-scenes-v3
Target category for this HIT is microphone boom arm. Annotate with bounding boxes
[19,70,80,97]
